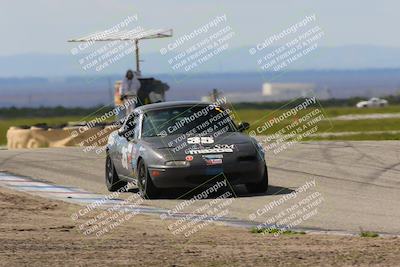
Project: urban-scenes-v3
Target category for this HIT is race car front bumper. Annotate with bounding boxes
[148,159,265,188]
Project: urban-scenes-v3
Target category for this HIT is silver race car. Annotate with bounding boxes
[105,101,268,199]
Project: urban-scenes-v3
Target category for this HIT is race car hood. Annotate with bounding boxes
[141,132,254,149]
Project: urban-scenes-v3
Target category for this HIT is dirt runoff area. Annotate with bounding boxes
[1,187,399,267]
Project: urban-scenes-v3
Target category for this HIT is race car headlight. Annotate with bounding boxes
[255,142,266,160]
[165,160,190,167]
[256,142,265,153]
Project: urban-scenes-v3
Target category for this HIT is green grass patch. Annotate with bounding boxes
[250,227,306,235]
[360,231,379,238]
[245,117,400,134]
[233,106,400,141]
[323,105,400,117]
[233,105,400,122]
[306,132,400,141]
[316,118,400,133]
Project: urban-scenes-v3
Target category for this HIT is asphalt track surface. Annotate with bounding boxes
[0,141,399,234]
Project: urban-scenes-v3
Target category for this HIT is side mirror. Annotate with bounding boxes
[118,124,136,140]
[118,127,127,137]
[237,122,250,132]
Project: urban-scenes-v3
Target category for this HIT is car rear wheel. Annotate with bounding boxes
[246,165,268,194]
[137,159,159,199]
[105,154,127,192]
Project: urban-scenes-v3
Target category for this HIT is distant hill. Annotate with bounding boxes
[0,69,400,107]
[1,45,400,77]
[1,45,400,107]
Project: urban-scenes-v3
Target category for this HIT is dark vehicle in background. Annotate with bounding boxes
[105,101,268,199]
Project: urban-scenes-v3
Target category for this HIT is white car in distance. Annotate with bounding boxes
[356,98,388,108]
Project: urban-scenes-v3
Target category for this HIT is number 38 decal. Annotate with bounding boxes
[187,136,214,144]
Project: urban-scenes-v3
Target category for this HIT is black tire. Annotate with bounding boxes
[137,159,159,199]
[246,165,269,194]
[105,154,127,192]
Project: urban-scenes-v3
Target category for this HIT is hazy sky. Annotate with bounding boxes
[0,0,399,56]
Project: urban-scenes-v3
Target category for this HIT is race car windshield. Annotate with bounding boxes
[141,105,237,137]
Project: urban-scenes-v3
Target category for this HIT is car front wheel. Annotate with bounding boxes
[105,154,127,192]
[137,159,159,199]
[246,165,269,194]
